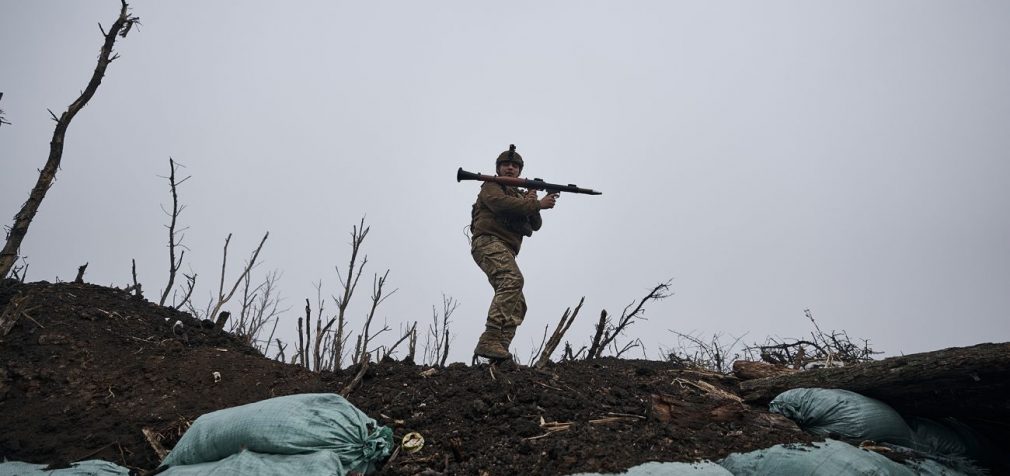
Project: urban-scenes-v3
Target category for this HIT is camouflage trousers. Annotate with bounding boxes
[471,235,526,332]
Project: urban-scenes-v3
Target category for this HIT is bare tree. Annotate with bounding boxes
[665,330,747,373]
[209,232,269,329]
[158,158,190,306]
[125,258,143,297]
[353,270,396,365]
[424,294,457,366]
[534,297,584,368]
[380,321,417,362]
[587,280,673,359]
[228,269,286,352]
[0,2,139,279]
[330,217,369,369]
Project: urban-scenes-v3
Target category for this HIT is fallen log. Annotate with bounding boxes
[740,342,1010,419]
[732,360,799,381]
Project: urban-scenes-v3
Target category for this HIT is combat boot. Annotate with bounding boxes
[474,328,511,360]
[499,326,517,353]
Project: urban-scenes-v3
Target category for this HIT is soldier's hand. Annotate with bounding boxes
[539,193,558,209]
[524,189,539,199]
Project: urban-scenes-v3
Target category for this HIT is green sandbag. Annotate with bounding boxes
[567,461,733,475]
[0,460,130,475]
[159,450,344,476]
[719,439,918,476]
[906,416,991,461]
[161,393,392,474]
[904,458,974,476]
[769,388,914,447]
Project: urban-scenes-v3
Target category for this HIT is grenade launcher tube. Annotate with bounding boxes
[456,167,602,196]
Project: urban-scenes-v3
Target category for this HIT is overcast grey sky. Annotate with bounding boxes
[2,1,1008,365]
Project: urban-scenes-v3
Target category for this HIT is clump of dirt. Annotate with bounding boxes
[0,280,813,475]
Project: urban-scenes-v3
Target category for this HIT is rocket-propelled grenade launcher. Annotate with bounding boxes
[456,168,602,196]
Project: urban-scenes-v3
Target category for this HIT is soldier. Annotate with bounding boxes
[469,145,558,360]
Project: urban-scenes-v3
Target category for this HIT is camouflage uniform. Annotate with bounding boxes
[472,232,527,333]
[469,146,543,359]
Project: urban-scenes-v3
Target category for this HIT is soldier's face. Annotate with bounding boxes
[497,161,521,177]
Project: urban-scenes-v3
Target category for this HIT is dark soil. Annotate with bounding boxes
[0,280,817,475]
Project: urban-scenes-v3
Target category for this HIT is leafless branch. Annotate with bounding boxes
[384,321,416,361]
[274,338,287,362]
[9,257,28,283]
[529,324,549,367]
[172,272,196,311]
[208,232,269,327]
[613,338,643,359]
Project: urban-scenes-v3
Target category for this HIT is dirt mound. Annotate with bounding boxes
[0,281,812,474]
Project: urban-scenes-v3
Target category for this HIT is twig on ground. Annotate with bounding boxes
[141,428,169,461]
[340,354,370,397]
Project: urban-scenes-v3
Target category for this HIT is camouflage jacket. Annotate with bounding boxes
[470,182,543,254]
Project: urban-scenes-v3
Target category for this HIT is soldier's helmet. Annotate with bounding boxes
[496,144,524,170]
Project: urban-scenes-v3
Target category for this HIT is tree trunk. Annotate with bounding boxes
[740,342,1010,419]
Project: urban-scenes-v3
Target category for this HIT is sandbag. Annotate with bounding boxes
[161,393,392,474]
[718,439,917,476]
[0,460,130,475]
[567,461,732,475]
[769,388,914,446]
[904,457,975,476]
[906,416,991,461]
[159,450,344,476]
